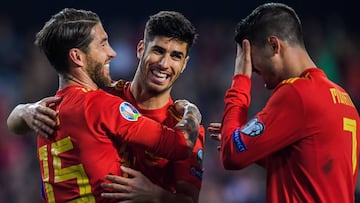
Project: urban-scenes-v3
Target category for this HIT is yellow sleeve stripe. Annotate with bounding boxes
[281,77,300,84]
[281,72,310,85]
[168,105,182,122]
[114,80,128,91]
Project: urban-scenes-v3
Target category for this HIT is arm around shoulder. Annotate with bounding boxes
[7,96,60,137]
[7,104,33,135]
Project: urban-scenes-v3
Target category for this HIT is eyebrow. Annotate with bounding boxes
[172,50,185,58]
[100,37,108,43]
[152,45,185,58]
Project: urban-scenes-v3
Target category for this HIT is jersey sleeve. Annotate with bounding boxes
[221,74,306,169]
[173,125,205,189]
[84,90,190,160]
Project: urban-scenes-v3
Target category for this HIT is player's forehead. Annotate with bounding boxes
[90,23,108,44]
[147,36,187,54]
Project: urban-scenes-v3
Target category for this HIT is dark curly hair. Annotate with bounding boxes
[144,11,197,55]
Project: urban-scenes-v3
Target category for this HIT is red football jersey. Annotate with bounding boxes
[221,68,360,202]
[38,85,191,202]
[109,80,205,192]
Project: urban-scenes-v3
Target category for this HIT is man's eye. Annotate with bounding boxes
[101,41,108,47]
[172,55,182,60]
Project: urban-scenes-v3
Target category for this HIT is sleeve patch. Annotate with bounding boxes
[196,149,204,167]
[232,128,247,152]
[190,166,203,180]
[240,118,264,137]
[119,102,141,121]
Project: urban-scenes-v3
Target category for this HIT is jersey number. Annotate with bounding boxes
[343,117,357,175]
[39,137,95,202]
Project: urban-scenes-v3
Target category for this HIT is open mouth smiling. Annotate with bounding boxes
[151,69,169,79]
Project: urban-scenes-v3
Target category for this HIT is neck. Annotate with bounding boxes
[130,79,171,110]
[59,73,98,90]
[284,47,316,78]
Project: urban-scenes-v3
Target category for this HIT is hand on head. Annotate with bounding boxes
[235,39,252,78]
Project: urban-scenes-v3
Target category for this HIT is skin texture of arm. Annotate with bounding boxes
[7,103,34,135]
[6,96,61,137]
[175,100,202,148]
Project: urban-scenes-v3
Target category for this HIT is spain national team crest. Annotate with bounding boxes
[119,102,141,121]
[240,117,264,136]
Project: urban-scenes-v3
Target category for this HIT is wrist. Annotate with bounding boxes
[152,184,167,203]
[184,104,201,125]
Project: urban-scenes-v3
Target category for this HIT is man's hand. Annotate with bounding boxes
[174,100,201,148]
[101,166,162,203]
[208,122,222,151]
[173,99,186,115]
[174,100,202,124]
[7,96,61,138]
[234,39,252,78]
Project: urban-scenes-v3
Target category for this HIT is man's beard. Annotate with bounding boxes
[87,57,112,88]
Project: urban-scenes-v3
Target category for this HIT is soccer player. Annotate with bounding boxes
[99,11,204,203]
[209,3,360,202]
[7,8,201,202]
[7,11,204,203]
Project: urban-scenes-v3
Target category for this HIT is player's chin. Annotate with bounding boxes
[148,81,171,93]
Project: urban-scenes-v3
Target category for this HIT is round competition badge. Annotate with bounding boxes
[240,117,264,137]
[119,102,141,121]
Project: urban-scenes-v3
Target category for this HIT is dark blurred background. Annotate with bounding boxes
[0,0,359,202]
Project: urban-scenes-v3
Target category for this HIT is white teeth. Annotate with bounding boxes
[152,70,167,78]
[104,64,110,68]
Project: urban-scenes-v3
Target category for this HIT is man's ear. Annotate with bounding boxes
[181,56,190,73]
[268,36,281,54]
[136,40,145,59]
[69,48,85,67]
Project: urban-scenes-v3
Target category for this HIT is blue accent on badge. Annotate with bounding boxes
[190,166,203,180]
[197,149,203,163]
[119,102,141,121]
[195,148,204,167]
[240,117,264,137]
[232,127,247,152]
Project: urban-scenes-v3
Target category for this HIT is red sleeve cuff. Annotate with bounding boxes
[225,74,251,107]
[231,74,251,89]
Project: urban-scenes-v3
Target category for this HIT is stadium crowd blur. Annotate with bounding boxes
[0,1,359,202]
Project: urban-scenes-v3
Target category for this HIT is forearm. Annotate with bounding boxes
[101,167,199,203]
[176,104,201,148]
[221,74,251,141]
[7,104,33,135]
[221,74,251,169]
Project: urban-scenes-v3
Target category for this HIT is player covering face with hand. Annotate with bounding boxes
[209,2,360,202]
